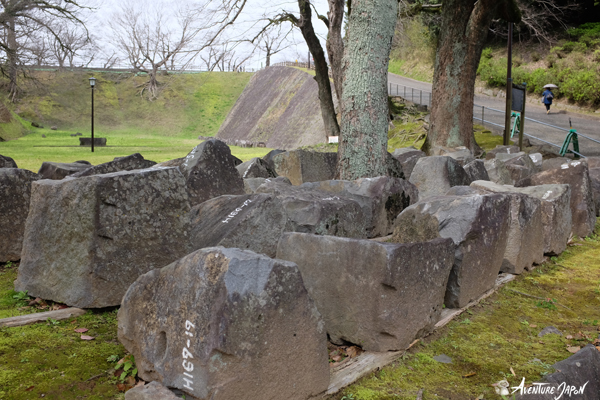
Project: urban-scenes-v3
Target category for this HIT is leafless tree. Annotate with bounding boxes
[47,21,92,67]
[257,23,293,67]
[110,0,248,100]
[0,0,88,101]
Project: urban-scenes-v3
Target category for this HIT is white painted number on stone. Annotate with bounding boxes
[542,190,553,200]
[221,199,253,223]
[182,320,195,391]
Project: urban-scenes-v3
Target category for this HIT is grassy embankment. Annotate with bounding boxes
[0,71,270,172]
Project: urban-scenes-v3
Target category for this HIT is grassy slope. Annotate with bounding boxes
[0,71,271,172]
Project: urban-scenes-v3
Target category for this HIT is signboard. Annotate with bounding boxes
[511,84,526,113]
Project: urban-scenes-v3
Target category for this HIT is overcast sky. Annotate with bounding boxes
[85,0,331,71]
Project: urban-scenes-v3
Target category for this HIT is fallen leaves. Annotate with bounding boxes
[328,344,363,367]
[74,328,89,333]
[80,335,95,341]
[566,346,580,354]
[463,372,476,378]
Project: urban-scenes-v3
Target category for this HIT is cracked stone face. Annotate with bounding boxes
[118,247,329,400]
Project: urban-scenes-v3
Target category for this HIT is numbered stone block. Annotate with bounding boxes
[38,160,92,180]
[118,247,329,400]
[70,153,156,178]
[276,233,454,352]
[409,156,471,200]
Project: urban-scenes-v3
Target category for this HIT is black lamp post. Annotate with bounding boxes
[89,77,96,152]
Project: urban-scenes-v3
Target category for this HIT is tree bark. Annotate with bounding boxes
[326,0,345,108]
[297,0,340,139]
[7,16,19,102]
[423,0,520,155]
[336,0,397,180]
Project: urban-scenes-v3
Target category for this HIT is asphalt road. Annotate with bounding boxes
[388,72,600,157]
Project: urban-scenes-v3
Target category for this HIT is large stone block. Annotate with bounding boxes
[0,169,40,262]
[179,139,244,205]
[471,181,572,256]
[485,145,520,160]
[484,158,513,185]
[0,154,17,168]
[516,160,596,238]
[465,182,544,274]
[243,176,291,194]
[588,168,600,217]
[272,150,337,185]
[409,156,471,200]
[300,177,418,238]
[118,247,329,400]
[393,193,511,308]
[15,167,191,308]
[235,157,277,179]
[463,159,490,182]
[38,160,92,180]
[70,153,156,178]
[189,194,288,258]
[255,180,368,238]
[276,233,454,352]
[391,148,425,180]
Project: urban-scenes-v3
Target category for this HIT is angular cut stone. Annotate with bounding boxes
[463,159,490,182]
[588,168,600,217]
[484,158,513,185]
[255,180,368,238]
[409,156,471,200]
[179,139,244,205]
[0,169,40,262]
[484,145,520,160]
[70,153,156,178]
[243,176,291,194]
[393,193,511,308]
[38,160,92,180]
[276,233,454,352]
[300,176,419,238]
[391,148,425,180]
[444,147,475,166]
[272,150,337,185]
[118,247,329,400]
[235,157,277,179]
[465,182,544,274]
[471,181,572,256]
[125,381,180,400]
[15,167,191,308]
[516,160,595,238]
[189,194,288,258]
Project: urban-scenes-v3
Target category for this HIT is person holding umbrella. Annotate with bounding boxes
[542,84,557,114]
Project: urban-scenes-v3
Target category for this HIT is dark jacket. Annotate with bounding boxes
[542,89,554,105]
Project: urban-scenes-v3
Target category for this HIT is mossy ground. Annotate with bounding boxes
[1,262,126,399]
[330,225,600,400]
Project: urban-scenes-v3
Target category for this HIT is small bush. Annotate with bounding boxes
[481,47,493,60]
[531,52,541,62]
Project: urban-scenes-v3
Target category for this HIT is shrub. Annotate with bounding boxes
[531,52,541,62]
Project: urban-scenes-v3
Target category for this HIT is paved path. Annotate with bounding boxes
[388,72,600,156]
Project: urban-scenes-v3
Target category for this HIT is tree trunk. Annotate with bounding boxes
[336,0,397,180]
[297,0,340,139]
[326,0,345,109]
[423,0,520,155]
[7,17,19,102]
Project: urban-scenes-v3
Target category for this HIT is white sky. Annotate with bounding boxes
[84,0,331,71]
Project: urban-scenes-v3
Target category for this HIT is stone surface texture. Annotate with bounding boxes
[276,233,454,352]
[516,160,596,238]
[272,150,337,185]
[255,180,368,238]
[0,154,17,168]
[588,167,600,217]
[409,156,471,200]
[466,182,545,274]
[178,139,244,205]
[15,167,191,308]
[243,176,291,194]
[471,181,572,256]
[484,158,514,185]
[235,157,277,179]
[392,193,511,308]
[189,194,288,258]
[463,159,490,182]
[38,161,92,180]
[125,381,180,400]
[0,169,40,262]
[300,176,419,238]
[484,145,520,160]
[70,153,156,178]
[391,148,425,180]
[118,247,329,400]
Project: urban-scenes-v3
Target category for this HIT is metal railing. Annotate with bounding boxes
[388,83,598,158]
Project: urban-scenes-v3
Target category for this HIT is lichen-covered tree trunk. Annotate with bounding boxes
[336,0,397,180]
[297,0,340,139]
[326,0,345,108]
[423,0,520,155]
